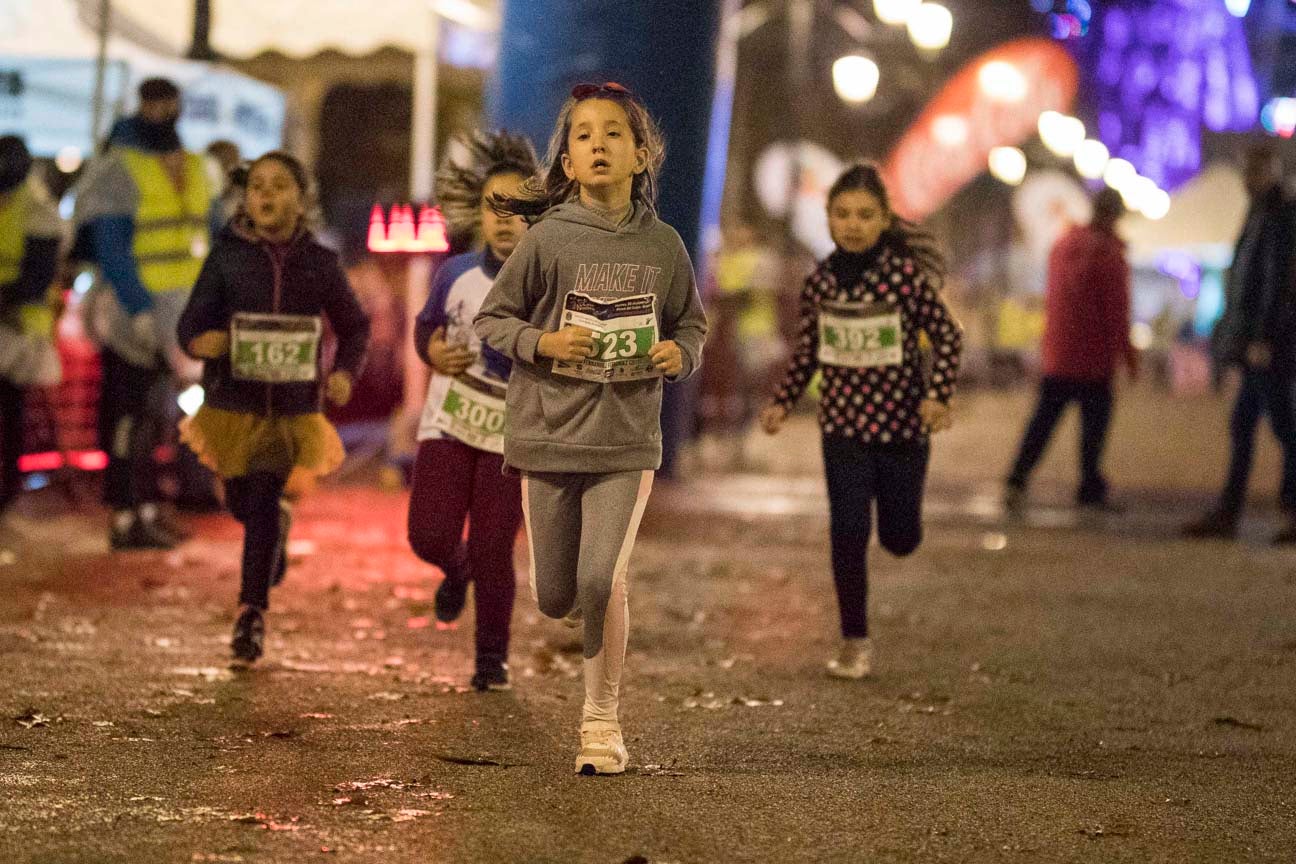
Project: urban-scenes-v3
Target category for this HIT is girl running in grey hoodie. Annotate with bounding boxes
[475,82,707,776]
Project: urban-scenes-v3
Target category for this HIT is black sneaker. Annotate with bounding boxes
[230,605,265,668]
[1181,510,1237,540]
[435,575,470,623]
[1272,516,1296,546]
[110,517,179,551]
[271,499,292,588]
[1003,483,1026,515]
[470,660,510,692]
[1078,498,1125,514]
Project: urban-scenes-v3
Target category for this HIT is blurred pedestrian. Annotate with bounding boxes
[407,129,537,692]
[1183,144,1296,544]
[205,139,243,224]
[177,151,369,668]
[1004,187,1138,512]
[74,77,220,549]
[760,162,964,680]
[475,82,707,775]
[703,222,781,467]
[0,136,64,514]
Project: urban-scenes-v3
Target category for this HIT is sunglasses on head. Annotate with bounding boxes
[570,81,633,100]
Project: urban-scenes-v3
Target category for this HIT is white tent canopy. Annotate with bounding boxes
[71,0,497,59]
[1124,164,1249,267]
[0,0,287,156]
[1,0,173,63]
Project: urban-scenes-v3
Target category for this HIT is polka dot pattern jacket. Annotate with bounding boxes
[773,250,963,444]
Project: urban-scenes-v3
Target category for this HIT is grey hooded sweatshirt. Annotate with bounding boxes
[474,201,707,474]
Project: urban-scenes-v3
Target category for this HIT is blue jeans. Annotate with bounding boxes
[1219,368,1296,517]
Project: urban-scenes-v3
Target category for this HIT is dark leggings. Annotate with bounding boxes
[225,471,288,611]
[407,437,522,665]
[0,378,24,512]
[822,434,929,639]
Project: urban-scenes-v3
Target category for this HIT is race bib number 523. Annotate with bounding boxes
[552,291,660,383]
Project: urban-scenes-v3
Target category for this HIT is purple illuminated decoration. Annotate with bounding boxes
[1079,0,1259,190]
[1156,250,1203,299]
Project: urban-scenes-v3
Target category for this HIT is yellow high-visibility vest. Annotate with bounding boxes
[119,148,211,295]
[0,183,54,337]
[0,182,26,286]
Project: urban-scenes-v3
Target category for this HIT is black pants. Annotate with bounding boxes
[1220,367,1296,517]
[0,378,24,512]
[98,349,167,510]
[822,434,929,639]
[1007,376,1114,504]
[225,471,288,611]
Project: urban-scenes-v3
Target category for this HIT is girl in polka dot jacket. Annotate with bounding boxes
[760,162,963,680]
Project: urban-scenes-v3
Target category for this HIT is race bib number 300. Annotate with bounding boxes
[231,313,322,383]
[432,370,507,454]
[553,291,660,383]
[818,301,903,369]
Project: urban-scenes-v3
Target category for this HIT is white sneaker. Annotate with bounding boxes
[574,719,627,775]
[826,637,872,680]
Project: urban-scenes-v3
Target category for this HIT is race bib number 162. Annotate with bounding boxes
[230,313,322,383]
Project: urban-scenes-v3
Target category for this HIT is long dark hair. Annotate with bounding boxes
[827,162,946,284]
[491,85,666,220]
[436,129,538,237]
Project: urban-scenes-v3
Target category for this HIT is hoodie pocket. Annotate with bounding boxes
[535,374,593,431]
[535,374,661,447]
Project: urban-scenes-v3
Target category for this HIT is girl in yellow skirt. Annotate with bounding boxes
[177,151,369,667]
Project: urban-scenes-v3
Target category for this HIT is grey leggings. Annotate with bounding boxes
[521,469,653,723]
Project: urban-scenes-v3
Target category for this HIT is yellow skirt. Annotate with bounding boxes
[180,406,346,498]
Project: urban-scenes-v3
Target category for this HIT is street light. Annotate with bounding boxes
[988,146,1027,185]
[1038,111,1085,157]
[932,113,969,148]
[978,60,1027,103]
[833,54,880,103]
[907,2,952,51]
[1121,175,1159,212]
[1103,157,1137,190]
[1072,138,1109,179]
[1141,188,1171,220]
[874,0,921,25]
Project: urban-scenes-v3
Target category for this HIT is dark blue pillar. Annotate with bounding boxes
[488,0,725,477]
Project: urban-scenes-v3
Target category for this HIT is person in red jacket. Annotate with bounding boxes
[1005,187,1139,511]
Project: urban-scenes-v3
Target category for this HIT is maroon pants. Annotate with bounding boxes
[407,437,522,665]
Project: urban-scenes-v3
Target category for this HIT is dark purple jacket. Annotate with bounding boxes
[177,219,370,416]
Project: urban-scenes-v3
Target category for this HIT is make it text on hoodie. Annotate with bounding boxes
[573,262,664,297]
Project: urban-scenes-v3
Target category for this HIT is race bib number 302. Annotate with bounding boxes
[230,313,322,383]
[553,291,661,383]
[817,301,903,369]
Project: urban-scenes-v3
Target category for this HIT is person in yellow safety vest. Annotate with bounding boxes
[73,77,219,550]
[0,136,64,515]
[710,223,783,466]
